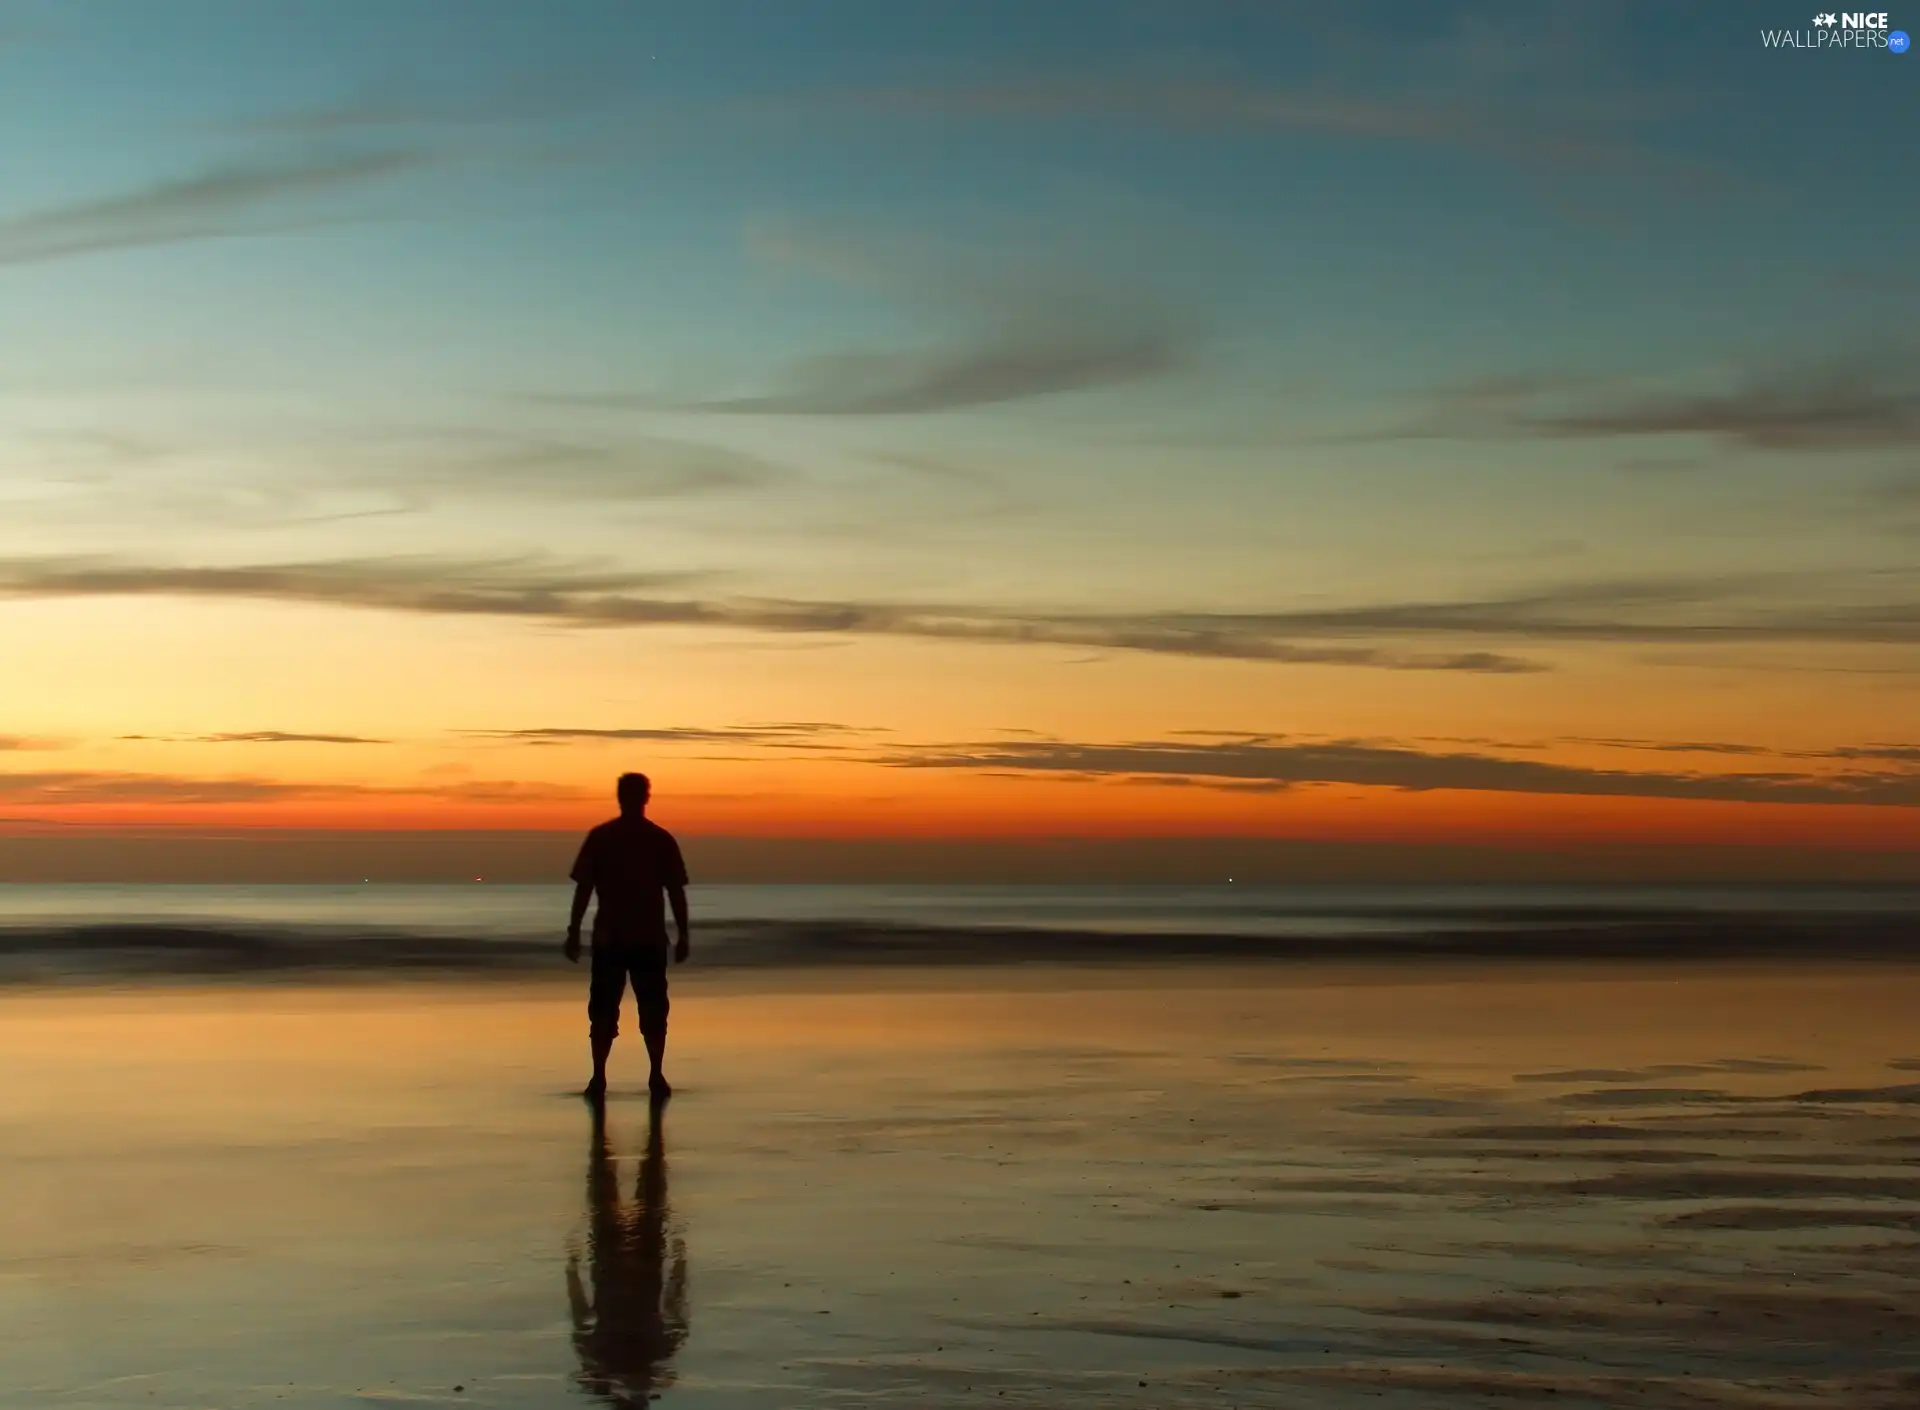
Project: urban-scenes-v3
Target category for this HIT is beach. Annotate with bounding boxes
[4,958,1918,1408]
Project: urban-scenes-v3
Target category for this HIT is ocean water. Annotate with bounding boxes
[0,882,1915,981]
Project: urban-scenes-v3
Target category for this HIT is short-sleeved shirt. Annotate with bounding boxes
[570,816,688,951]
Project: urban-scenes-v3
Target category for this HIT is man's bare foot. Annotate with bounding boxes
[648,1074,672,1101]
[582,1077,607,1102]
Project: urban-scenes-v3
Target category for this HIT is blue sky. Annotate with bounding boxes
[0,2,1917,862]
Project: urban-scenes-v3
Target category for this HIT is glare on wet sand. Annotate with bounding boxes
[3,963,1918,1408]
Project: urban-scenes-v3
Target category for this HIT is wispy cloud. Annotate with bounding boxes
[797,2,1706,189]
[818,75,1673,176]
[0,150,433,267]
[1565,736,1779,758]
[0,771,584,806]
[1568,736,1920,763]
[470,723,876,751]
[0,554,1547,673]
[120,732,390,746]
[1382,358,1920,451]
[884,736,1920,808]
[1072,575,1920,648]
[2,425,779,539]
[352,429,783,500]
[0,555,707,618]
[672,323,1182,416]
[4,555,1919,663]
[1529,371,1920,452]
[554,221,1195,417]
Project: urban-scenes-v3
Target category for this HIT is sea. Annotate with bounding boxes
[0,881,1915,982]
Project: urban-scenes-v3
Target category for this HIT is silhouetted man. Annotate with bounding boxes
[566,1100,688,1406]
[565,773,690,1100]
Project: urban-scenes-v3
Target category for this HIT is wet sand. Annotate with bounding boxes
[3,962,1919,1408]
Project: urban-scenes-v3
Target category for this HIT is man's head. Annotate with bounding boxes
[616,772,651,816]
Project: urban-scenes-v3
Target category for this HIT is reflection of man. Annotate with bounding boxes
[564,772,691,1101]
[567,1101,688,1408]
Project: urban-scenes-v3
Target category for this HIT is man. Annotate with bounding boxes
[565,773,690,1101]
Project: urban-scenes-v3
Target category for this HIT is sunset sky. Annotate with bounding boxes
[2,1,1917,880]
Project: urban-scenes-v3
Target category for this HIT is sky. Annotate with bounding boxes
[1,0,1917,880]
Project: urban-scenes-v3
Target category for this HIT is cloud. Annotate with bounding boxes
[4,555,1916,668]
[1529,372,1920,451]
[337,428,784,501]
[0,554,705,618]
[469,723,876,752]
[798,2,1710,189]
[675,324,1182,416]
[1385,359,1920,451]
[1570,736,1920,763]
[120,732,389,746]
[4,425,778,538]
[0,771,585,806]
[0,773,317,804]
[550,220,1194,417]
[810,73,1682,179]
[0,554,1544,673]
[1147,575,1920,647]
[880,736,1920,808]
[1565,737,1779,757]
[0,150,432,267]
[0,736,60,751]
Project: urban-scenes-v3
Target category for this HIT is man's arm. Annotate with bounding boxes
[668,883,690,963]
[565,880,593,962]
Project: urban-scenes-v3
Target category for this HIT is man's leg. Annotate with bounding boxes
[635,962,671,1096]
[588,1032,614,1095]
[585,947,627,1099]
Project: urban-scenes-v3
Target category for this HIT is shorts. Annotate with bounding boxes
[587,944,670,1039]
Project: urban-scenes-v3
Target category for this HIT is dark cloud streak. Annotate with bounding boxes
[3,555,1916,667]
[0,772,585,806]
[0,555,1544,674]
[676,325,1182,415]
[885,737,1920,808]
[120,732,390,746]
[344,429,784,500]
[1529,374,1920,452]
[1382,361,1920,451]
[469,723,875,751]
[0,151,433,267]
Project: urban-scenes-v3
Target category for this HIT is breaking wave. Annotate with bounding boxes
[0,894,1915,984]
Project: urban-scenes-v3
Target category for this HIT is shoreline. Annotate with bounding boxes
[0,913,1916,989]
[5,951,1920,1005]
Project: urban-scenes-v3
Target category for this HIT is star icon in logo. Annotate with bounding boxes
[1814,11,1837,23]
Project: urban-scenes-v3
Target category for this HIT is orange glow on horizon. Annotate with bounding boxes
[6,778,1917,852]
